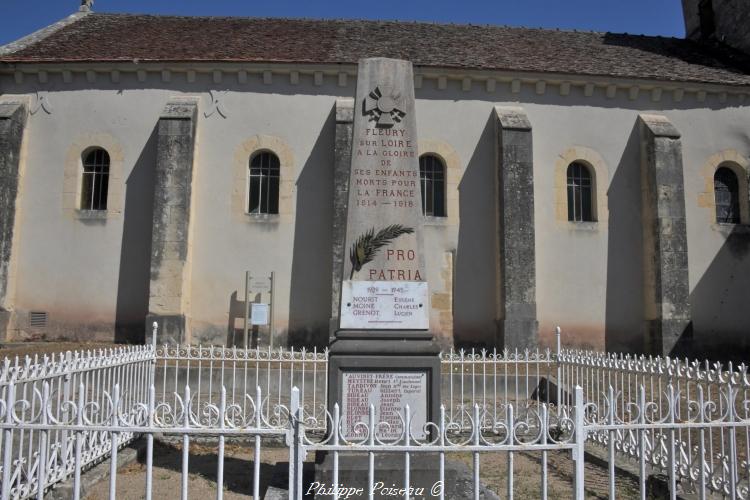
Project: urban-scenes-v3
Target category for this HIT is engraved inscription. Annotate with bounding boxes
[341,371,428,440]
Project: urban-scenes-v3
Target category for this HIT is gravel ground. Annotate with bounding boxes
[84,440,640,499]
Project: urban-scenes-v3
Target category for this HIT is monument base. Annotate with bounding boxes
[312,452,499,499]
[327,331,441,440]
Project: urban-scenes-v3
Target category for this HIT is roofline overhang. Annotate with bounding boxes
[1,60,749,98]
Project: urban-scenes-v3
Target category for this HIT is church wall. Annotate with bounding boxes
[0,69,749,355]
[0,79,173,341]
[673,105,750,360]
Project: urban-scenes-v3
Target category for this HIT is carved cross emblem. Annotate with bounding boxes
[364,85,405,127]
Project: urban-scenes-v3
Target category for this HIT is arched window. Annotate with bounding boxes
[714,166,740,224]
[567,162,594,222]
[80,148,110,210]
[419,154,446,217]
[248,151,280,214]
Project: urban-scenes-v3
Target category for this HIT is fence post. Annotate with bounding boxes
[61,351,72,468]
[36,382,50,500]
[150,322,158,384]
[288,387,302,500]
[573,385,585,500]
[667,384,677,500]
[607,385,615,500]
[151,322,158,350]
[1,383,15,500]
[726,383,738,500]
[109,384,120,500]
[35,382,52,500]
[555,326,562,407]
[145,385,155,500]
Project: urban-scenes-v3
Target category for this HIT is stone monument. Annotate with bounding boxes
[315,56,496,499]
[315,58,443,497]
[327,57,440,439]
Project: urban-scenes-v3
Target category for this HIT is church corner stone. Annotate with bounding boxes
[638,113,692,357]
[493,106,538,350]
[0,101,28,341]
[147,98,199,345]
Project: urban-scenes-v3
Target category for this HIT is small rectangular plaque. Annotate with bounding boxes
[250,303,269,325]
[341,371,427,440]
[340,280,428,330]
[247,277,271,293]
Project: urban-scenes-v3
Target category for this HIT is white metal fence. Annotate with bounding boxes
[155,344,328,432]
[0,326,747,499]
[0,346,153,499]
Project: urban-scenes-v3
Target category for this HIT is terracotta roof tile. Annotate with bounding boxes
[2,13,750,86]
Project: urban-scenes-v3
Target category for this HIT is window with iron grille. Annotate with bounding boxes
[714,166,740,224]
[80,148,110,211]
[419,155,446,217]
[248,151,280,214]
[567,162,593,222]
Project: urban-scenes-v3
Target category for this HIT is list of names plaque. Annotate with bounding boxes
[341,371,427,440]
[340,281,428,329]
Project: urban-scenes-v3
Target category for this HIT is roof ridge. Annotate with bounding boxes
[84,12,619,37]
[0,11,89,57]
[2,13,747,86]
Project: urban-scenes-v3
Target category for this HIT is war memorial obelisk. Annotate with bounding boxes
[327,57,441,441]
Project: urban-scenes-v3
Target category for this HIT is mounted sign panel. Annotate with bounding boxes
[250,303,269,326]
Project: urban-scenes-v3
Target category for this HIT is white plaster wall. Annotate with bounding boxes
[1,69,749,353]
[1,75,173,340]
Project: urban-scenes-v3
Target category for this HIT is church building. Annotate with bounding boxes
[0,1,749,359]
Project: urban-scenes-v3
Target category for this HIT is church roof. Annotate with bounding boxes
[2,13,750,86]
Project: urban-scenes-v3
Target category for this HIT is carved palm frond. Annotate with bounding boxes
[349,224,415,279]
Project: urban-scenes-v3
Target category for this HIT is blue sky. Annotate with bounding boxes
[0,0,686,46]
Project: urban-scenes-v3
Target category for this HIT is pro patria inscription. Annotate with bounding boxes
[341,371,428,440]
[340,58,428,332]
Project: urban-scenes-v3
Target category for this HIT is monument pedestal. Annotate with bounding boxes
[327,331,441,439]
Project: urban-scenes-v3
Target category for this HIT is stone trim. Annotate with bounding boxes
[697,150,750,225]
[553,146,609,227]
[330,98,354,329]
[62,134,125,219]
[418,140,461,226]
[148,98,199,345]
[231,135,295,224]
[493,105,538,350]
[638,113,692,356]
[3,63,747,106]
[430,250,454,347]
[0,100,28,340]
